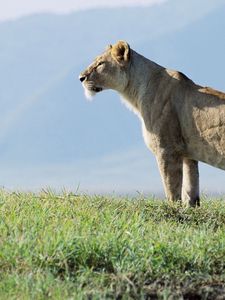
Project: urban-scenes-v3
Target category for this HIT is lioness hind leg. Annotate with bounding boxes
[182,158,200,207]
[156,153,183,202]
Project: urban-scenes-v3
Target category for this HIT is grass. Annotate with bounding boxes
[0,190,225,299]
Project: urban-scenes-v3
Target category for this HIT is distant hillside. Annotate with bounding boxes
[0,0,225,191]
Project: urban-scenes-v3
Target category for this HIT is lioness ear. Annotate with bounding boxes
[111,41,130,65]
[106,44,112,50]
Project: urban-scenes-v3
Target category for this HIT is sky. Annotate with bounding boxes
[0,0,225,195]
[0,0,167,22]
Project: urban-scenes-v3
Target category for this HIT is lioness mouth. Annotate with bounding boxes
[92,87,102,93]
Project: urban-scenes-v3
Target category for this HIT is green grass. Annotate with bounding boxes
[0,190,225,299]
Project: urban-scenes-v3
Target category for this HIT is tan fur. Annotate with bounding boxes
[79,40,225,206]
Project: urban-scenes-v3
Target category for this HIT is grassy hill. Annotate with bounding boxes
[0,190,224,299]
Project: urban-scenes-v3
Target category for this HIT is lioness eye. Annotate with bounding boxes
[97,62,104,67]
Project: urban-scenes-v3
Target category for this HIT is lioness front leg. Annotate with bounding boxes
[182,158,200,207]
[156,153,183,202]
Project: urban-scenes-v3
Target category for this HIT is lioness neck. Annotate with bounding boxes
[121,50,163,114]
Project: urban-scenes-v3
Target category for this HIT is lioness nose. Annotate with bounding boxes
[79,75,86,82]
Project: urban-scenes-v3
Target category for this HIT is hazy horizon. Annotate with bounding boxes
[0,0,168,22]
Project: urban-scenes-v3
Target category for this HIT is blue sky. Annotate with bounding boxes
[0,0,225,195]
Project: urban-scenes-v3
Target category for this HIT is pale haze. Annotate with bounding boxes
[0,0,167,21]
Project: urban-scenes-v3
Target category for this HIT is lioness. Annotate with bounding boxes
[79,40,225,206]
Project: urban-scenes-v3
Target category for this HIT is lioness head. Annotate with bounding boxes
[79,40,130,99]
